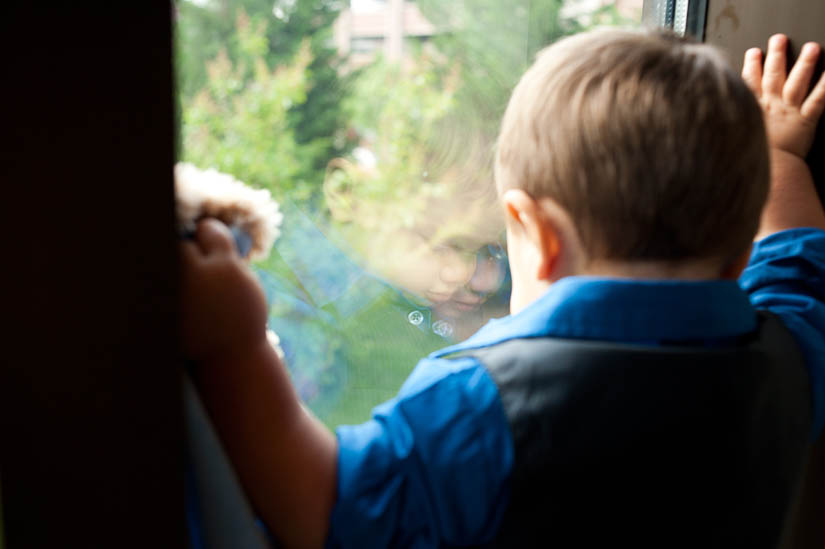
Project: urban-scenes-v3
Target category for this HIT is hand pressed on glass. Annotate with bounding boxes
[742,33,825,238]
[742,34,825,159]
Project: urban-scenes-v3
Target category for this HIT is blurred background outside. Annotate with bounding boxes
[176,0,641,428]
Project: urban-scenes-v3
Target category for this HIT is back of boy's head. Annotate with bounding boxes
[495,28,769,265]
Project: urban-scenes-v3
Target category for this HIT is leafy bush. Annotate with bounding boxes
[181,12,322,202]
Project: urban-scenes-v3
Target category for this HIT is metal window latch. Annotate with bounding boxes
[642,0,708,41]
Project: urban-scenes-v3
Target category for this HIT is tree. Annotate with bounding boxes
[325,0,593,241]
[414,0,629,134]
[180,11,316,200]
[176,0,349,191]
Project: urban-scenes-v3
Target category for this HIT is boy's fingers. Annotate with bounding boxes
[801,60,825,121]
[742,47,763,96]
[180,239,202,267]
[763,34,788,97]
[195,218,237,256]
[784,42,821,106]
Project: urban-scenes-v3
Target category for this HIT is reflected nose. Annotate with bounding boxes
[439,251,476,285]
[470,255,505,294]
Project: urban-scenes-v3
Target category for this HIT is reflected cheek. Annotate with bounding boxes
[386,246,447,296]
[469,257,505,294]
[438,251,476,285]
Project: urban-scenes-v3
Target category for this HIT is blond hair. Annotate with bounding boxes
[495,29,769,263]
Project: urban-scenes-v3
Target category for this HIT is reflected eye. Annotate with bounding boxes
[433,242,478,263]
[482,243,507,262]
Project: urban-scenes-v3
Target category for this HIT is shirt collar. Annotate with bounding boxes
[433,276,757,357]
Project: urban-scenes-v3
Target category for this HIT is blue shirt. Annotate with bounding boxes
[327,228,825,548]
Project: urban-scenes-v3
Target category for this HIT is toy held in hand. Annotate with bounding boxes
[175,162,285,357]
[175,162,283,261]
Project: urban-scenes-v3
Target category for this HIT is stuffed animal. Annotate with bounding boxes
[175,162,285,357]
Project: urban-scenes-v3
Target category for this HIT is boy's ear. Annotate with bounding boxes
[502,189,562,281]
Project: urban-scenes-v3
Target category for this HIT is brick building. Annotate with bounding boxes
[333,0,435,69]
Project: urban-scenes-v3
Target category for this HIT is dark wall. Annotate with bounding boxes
[0,4,182,547]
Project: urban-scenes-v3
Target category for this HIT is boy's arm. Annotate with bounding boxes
[741,35,825,439]
[742,37,825,544]
[742,33,825,239]
[181,219,336,549]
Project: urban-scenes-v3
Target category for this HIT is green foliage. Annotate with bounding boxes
[181,12,320,201]
[176,0,348,193]
[336,56,456,217]
[176,0,634,208]
[414,0,580,133]
[324,0,637,261]
[327,0,588,236]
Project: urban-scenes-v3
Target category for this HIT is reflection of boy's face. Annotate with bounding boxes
[353,198,506,319]
[373,229,504,317]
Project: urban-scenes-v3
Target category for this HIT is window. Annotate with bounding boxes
[175,0,640,427]
[350,36,383,53]
[642,0,707,39]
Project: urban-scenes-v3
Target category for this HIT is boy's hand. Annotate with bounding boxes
[742,34,825,159]
[182,220,337,549]
[180,218,269,362]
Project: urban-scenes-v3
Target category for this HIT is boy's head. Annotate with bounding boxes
[495,29,770,312]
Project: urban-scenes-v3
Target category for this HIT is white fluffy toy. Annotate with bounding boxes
[175,162,285,357]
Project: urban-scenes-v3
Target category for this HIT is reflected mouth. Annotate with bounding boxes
[451,300,482,312]
[426,291,484,311]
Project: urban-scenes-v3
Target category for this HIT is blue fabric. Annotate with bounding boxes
[329,358,512,548]
[328,227,825,548]
[740,228,825,439]
[433,277,757,354]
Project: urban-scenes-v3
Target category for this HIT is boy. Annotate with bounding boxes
[180,29,825,548]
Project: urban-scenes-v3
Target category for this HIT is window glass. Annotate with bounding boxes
[350,37,383,53]
[175,0,641,427]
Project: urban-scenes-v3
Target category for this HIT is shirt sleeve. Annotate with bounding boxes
[739,228,825,440]
[325,356,514,548]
